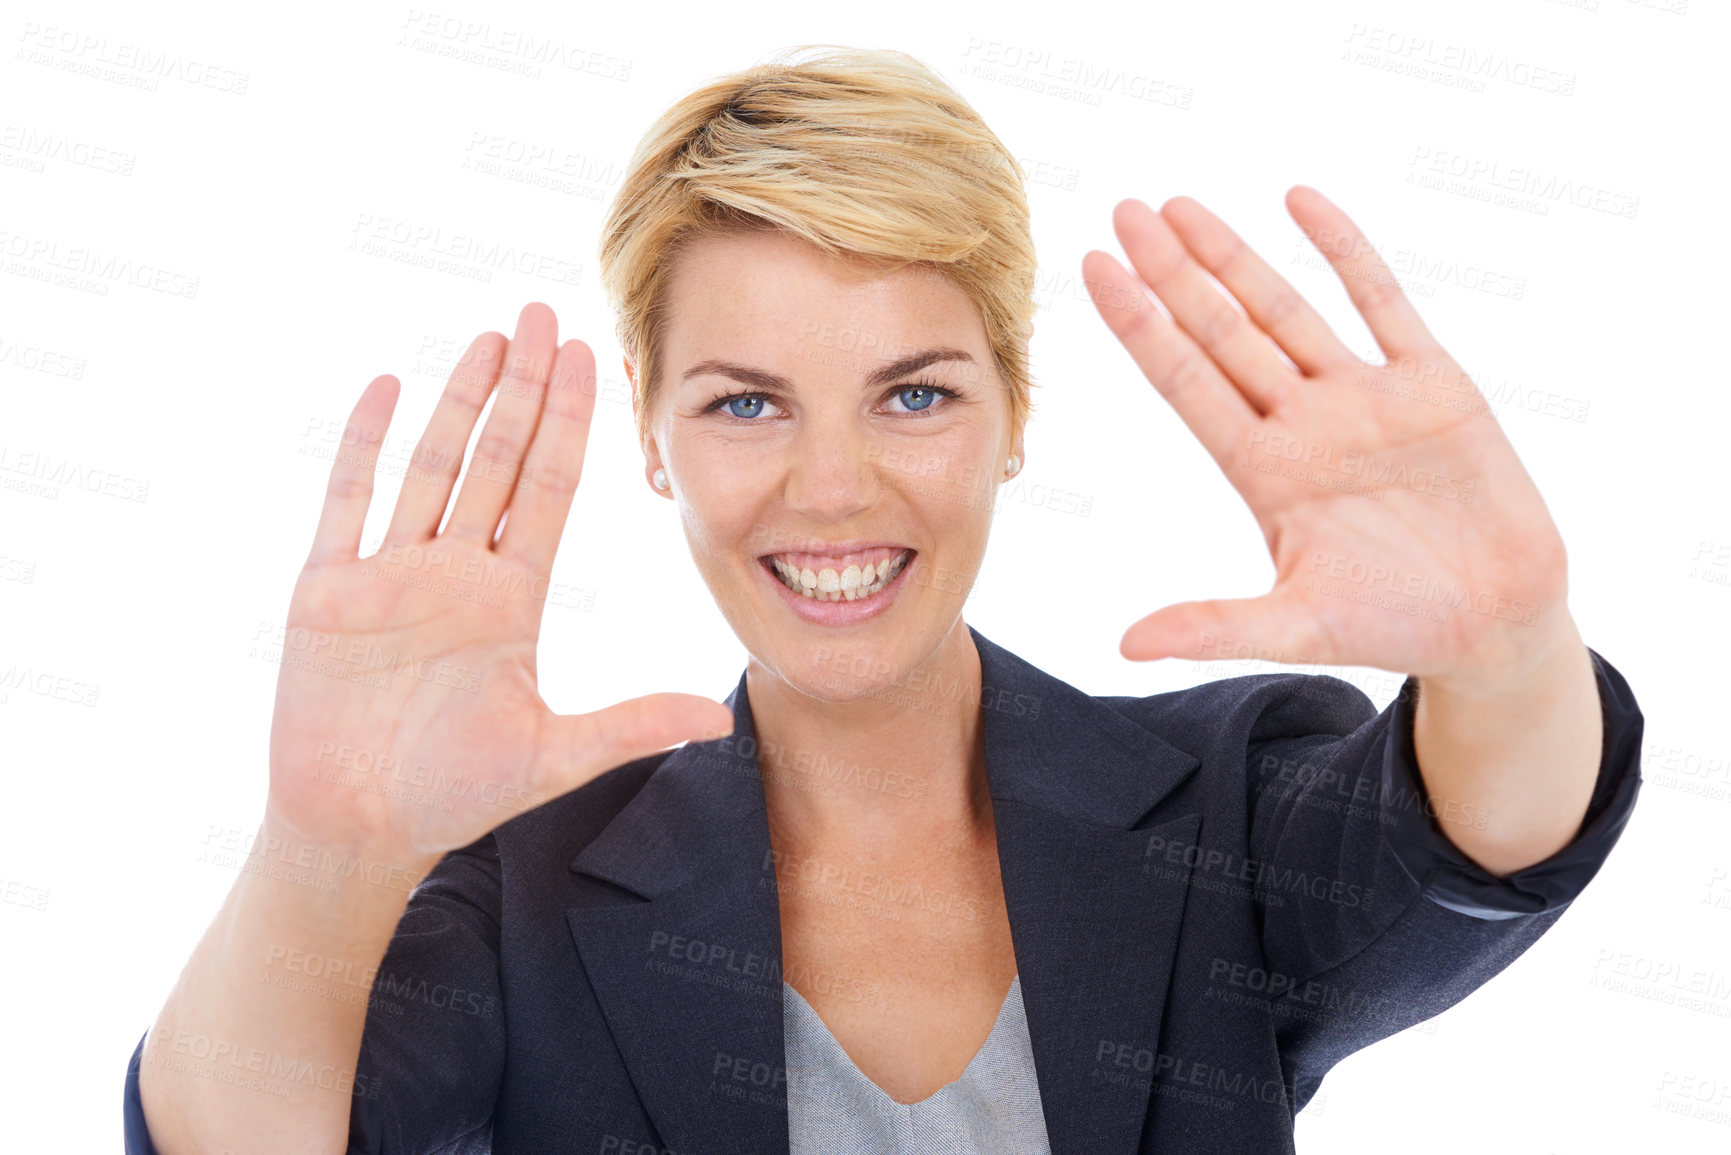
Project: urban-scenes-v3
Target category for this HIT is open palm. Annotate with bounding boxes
[1085,188,1569,683]
[267,304,733,862]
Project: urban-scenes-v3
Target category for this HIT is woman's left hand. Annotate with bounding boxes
[1083,188,1577,687]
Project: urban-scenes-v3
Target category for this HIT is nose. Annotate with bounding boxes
[781,417,882,525]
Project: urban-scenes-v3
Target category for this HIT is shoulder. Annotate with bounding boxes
[972,625,1385,754]
[1094,668,1385,750]
[433,750,676,880]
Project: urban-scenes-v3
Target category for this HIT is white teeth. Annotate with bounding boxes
[768,550,911,602]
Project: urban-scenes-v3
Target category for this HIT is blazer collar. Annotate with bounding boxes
[568,625,1202,1155]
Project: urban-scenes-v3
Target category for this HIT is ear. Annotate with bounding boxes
[643,448,670,497]
[641,435,674,499]
[624,356,639,427]
[625,356,658,480]
[633,360,672,500]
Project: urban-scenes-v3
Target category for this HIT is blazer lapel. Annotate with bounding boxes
[973,628,1203,1155]
[566,625,1202,1155]
[566,674,791,1155]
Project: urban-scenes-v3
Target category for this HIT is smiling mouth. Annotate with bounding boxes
[760,548,914,602]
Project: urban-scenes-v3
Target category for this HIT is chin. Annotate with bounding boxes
[711,540,971,705]
[748,619,944,712]
[753,623,915,703]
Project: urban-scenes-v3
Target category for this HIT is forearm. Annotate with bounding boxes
[138,808,438,1155]
[1410,615,1603,879]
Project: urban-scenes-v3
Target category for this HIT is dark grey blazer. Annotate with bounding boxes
[125,625,1643,1154]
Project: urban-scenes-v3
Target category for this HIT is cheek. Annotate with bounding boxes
[674,441,773,558]
[888,431,998,517]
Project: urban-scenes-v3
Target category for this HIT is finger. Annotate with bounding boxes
[307,375,400,565]
[1112,198,1296,413]
[1159,196,1359,379]
[382,330,509,545]
[445,303,560,544]
[1083,249,1261,477]
[1286,186,1438,360]
[1122,590,1324,665]
[539,693,736,796]
[495,339,599,574]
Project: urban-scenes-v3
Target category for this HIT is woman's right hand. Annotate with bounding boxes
[265,302,733,863]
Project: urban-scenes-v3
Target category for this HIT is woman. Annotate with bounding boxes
[125,47,1643,1154]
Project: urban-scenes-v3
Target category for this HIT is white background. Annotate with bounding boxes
[3,0,1728,1150]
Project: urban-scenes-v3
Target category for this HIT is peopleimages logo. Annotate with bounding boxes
[1341,24,1577,96]
[1407,146,1640,220]
[958,38,1194,109]
[14,22,251,94]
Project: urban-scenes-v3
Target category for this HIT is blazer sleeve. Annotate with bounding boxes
[1241,646,1642,1109]
[123,832,507,1155]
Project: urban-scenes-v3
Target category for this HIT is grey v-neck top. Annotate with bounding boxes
[782,975,1053,1154]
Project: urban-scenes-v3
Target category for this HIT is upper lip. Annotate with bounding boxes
[758,540,914,560]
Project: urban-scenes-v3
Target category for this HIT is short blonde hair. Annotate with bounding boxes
[597,45,1037,446]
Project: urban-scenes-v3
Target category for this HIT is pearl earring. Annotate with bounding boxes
[652,468,669,491]
[1005,454,1021,477]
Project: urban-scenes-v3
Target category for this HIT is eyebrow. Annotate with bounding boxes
[680,347,977,391]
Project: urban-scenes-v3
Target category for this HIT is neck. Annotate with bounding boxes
[746,621,991,858]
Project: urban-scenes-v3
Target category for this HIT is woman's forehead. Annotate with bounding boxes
[663,230,986,343]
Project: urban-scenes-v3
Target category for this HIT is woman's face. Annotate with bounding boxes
[638,227,1023,701]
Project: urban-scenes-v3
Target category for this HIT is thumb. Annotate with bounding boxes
[1121,592,1319,665]
[539,693,736,795]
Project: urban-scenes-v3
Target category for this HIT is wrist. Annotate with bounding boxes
[255,805,443,898]
[1421,613,1586,704]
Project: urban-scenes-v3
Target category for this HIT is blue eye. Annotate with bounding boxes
[888,378,961,414]
[704,391,781,420]
[897,386,938,412]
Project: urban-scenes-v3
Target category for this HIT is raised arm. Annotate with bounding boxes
[1084,187,1608,877]
[132,304,734,1155]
